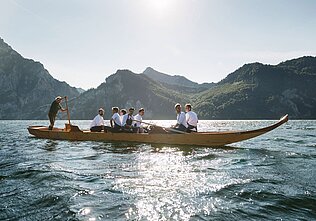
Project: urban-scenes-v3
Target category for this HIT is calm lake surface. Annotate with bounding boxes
[0,120,315,220]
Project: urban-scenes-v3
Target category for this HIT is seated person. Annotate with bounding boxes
[185,103,198,132]
[133,108,145,133]
[110,107,122,132]
[172,103,188,132]
[120,109,128,127]
[90,108,105,132]
[125,107,135,129]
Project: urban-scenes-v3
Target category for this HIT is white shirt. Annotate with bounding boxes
[111,112,122,126]
[134,114,142,127]
[90,114,104,128]
[186,111,198,127]
[121,114,129,126]
[177,112,188,128]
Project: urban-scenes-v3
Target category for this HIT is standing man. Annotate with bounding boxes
[48,96,67,130]
[173,103,188,132]
[90,108,105,132]
[185,103,198,132]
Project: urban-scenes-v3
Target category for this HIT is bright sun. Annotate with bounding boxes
[145,0,176,17]
[150,0,170,11]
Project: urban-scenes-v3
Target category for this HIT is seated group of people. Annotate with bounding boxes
[173,103,198,133]
[90,103,198,133]
[90,107,145,133]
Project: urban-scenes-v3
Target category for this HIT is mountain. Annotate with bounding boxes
[76,88,86,94]
[69,70,186,120]
[0,37,80,119]
[194,56,316,119]
[70,57,316,120]
[143,67,214,93]
[1,37,315,120]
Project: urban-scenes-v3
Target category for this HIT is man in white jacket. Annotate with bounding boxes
[133,108,145,133]
[185,103,198,132]
[90,108,105,132]
[173,103,188,132]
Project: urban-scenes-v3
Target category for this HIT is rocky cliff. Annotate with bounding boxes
[0,37,80,119]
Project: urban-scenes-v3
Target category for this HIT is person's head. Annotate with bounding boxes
[98,108,104,116]
[185,103,192,112]
[139,108,145,116]
[129,107,135,115]
[120,109,127,115]
[174,103,181,113]
[55,96,62,103]
[112,107,119,113]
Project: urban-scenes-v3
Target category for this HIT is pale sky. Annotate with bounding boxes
[1,0,315,89]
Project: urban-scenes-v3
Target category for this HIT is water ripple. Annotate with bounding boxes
[0,120,315,220]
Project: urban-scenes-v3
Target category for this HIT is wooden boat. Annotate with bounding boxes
[28,114,288,147]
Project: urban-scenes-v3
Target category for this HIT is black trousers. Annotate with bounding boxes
[90,126,103,132]
[108,124,123,133]
[187,124,197,132]
[48,112,56,129]
[174,124,187,132]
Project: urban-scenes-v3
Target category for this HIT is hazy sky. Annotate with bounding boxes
[1,0,315,89]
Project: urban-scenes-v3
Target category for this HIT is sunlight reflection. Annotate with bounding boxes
[113,149,250,220]
[78,207,91,215]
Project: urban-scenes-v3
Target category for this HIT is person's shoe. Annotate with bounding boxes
[48,126,53,130]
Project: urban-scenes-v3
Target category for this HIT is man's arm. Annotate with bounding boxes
[185,112,190,122]
[59,97,68,112]
[178,113,186,125]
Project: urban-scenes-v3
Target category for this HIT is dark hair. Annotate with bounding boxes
[129,107,135,111]
[185,103,192,111]
[112,107,119,112]
[121,109,127,115]
[174,103,181,109]
[139,108,144,113]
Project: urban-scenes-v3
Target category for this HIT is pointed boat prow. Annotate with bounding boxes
[280,114,289,123]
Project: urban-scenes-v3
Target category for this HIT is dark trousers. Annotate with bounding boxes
[187,124,197,132]
[48,112,56,130]
[90,126,103,132]
[174,124,187,132]
[108,124,122,133]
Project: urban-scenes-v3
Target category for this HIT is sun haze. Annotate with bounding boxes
[0,0,315,89]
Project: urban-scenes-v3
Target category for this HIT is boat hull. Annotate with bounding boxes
[27,115,288,147]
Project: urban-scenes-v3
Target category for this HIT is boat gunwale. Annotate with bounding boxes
[27,114,289,146]
[27,114,288,136]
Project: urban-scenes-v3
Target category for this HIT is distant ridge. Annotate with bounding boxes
[0,36,315,119]
[143,67,199,87]
[143,67,215,93]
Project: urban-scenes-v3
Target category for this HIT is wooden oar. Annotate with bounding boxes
[64,96,71,125]
[132,119,188,134]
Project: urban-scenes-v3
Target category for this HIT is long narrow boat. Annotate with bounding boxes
[28,114,288,147]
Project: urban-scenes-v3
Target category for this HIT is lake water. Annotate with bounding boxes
[0,119,315,220]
